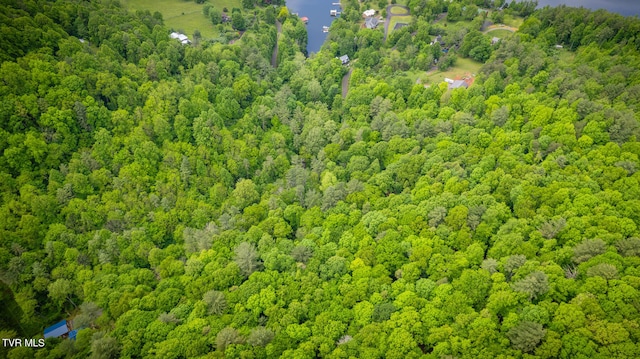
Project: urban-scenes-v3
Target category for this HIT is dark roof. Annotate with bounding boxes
[449,80,469,89]
[365,17,379,29]
[44,320,69,339]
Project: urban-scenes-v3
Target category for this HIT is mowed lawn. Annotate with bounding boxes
[121,0,241,39]
[425,57,482,85]
[387,15,411,33]
[486,29,514,38]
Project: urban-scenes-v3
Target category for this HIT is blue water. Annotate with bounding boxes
[286,0,640,54]
[285,0,340,53]
[532,0,640,17]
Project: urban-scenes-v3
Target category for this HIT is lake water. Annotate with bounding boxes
[530,0,640,17]
[285,0,340,54]
[285,0,640,54]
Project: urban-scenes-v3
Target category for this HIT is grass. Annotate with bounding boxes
[503,14,524,28]
[388,5,408,15]
[557,48,575,64]
[387,15,412,35]
[485,29,514,38]
[435,18,474,30]
[424,57,482,85]
[121,0,241,40]
[405,70,430,84]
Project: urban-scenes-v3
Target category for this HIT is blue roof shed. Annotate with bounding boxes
[44,320,70,339]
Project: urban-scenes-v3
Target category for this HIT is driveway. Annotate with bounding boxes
[384,4,410,41]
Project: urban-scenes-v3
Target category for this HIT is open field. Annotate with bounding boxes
[387,15,411,34]
[435,18,474,30]
[503,14,524,28]
[486,29,514,38]
[389,5,408,15]
[424,57,482,85]
[405,70,430,84]
[121,0,241,39]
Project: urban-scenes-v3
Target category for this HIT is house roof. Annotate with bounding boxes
[365,17,379,29]
[363,9,375,17]
[339,55,349,62]
[44,320,69,339]
[449,80,468,89]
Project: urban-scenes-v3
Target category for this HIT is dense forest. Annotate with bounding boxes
[2,0,640,358]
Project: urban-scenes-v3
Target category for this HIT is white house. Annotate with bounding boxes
[170,32,191,45]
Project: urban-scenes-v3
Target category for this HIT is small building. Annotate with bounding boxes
[449,80,469,89]
[555,44,564,49]
[44,320,71,339]
[300,16,309,24]
[221,14,230,23]
[365,17,379,29]
[444,78,454,84]
[68,330,78,340]
[338,55,350,65]
[491,37,500,45]
[170,32,191,45]
[363,9,375,17]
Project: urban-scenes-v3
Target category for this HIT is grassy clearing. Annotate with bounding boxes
[557,48,575,64]
[122,0,241,40]
[503,14,524,28]
[485,29,514,38]
[387,15,412,34]
[435,19,474,30]
[405,70,430,84]
[424,57,482,85]
[388,5,408,15]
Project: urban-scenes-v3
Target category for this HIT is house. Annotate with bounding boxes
[449,80,469,89]
[44,320,71,339]
[300,16,309,24]
[221,13,230,23]
[170,32,191,45]
[338,55,350,65]
[492,37,500,45]
[363,9,375,17]
[365,17,379,29]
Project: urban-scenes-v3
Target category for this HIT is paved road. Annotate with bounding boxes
[342,67,352,98]
[384,4,410,41]
[271,20,282,68]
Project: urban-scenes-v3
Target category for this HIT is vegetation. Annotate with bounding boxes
[2,0,640,358]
